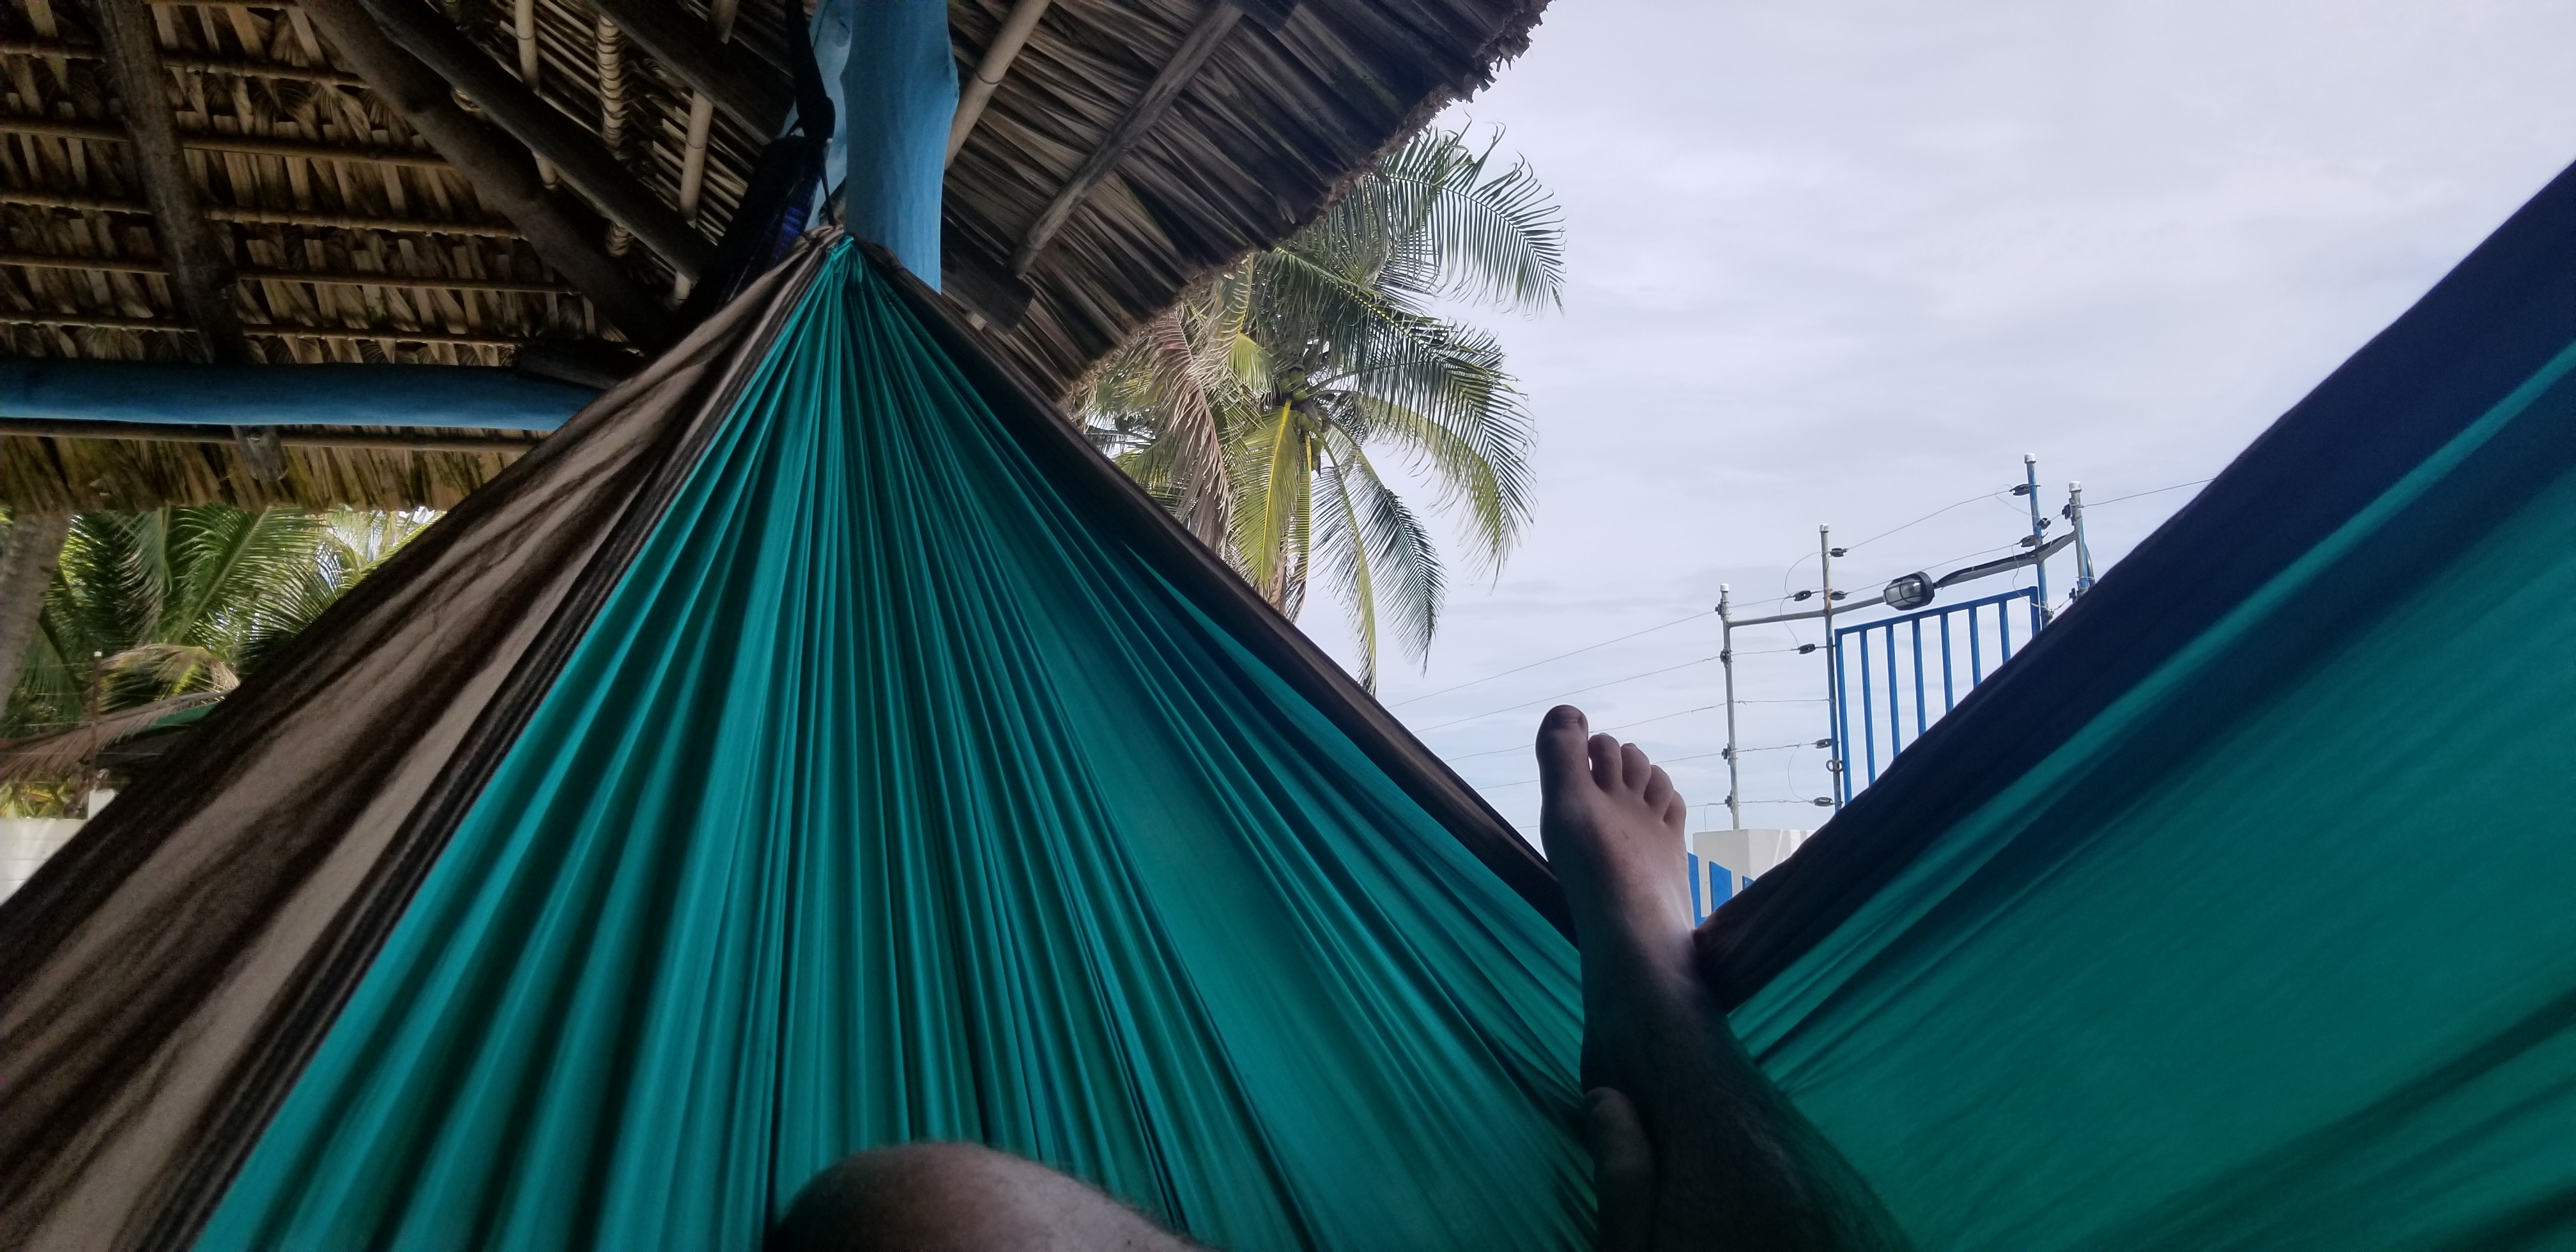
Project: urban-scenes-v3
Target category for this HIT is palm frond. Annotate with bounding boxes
[1415,133,1567,310]
[1252,248,1441,379]
[1231,399,1313,608]
[1311,464,1381,690]
[57,512,164,653]
[1297,126,1567,312]
[1342,392,1526,576]
[0,691,222,783]
[167,507,331,651]
[1079,123,1558,671]
[7,504,429,749]
[1312,443,1446,687]
[1146,307,1235,548]
[101,642,239,696]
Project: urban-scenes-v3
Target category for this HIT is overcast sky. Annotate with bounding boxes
[1296,0,2576,841]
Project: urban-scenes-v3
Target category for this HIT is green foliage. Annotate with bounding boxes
[1,506,432,814]
[1084,126,1565,690]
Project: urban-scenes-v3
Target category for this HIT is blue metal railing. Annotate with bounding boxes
[1832,586,2041,802]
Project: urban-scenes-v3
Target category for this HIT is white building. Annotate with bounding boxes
[1,790,112,905]
[1687,828,1810,924]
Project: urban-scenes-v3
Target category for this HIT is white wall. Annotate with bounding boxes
[1,818,86,905]
[1685,827,1811,922]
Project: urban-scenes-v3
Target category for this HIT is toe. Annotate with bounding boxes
[1619,744,1653,794]
[1642,765,1677,812]
[1537,706,1595,796]
[1588,733,1624,791]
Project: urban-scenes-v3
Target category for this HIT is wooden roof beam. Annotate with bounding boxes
[298,0,680,349]
[1,38,371,88]
[1010,0,1292,275]
[85,0,286,480]
[4,117,464,169]
[4,252,573,294]
[7,192,532,238]
[342,0,714,282]
[585,0,790,137]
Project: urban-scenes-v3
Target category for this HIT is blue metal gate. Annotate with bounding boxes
[1832,586,2040,802]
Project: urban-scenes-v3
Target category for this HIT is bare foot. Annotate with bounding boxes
[1538,705,1696,1002]
[1537,706,1907,1252]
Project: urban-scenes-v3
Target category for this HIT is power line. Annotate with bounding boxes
[1443,474,2219,795]
[1820,475,2211,587]
[1439,703,1723,761]
[1415,655,1720,733]
[1388,610,1710,708]
[1846,490,2011,550]
[1468,745,1752,793]
[2086,477,2212,508]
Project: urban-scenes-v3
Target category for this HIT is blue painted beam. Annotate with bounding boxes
[0,360,597,431]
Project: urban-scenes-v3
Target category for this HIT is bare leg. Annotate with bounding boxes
[773,1142,1204,1252]
[1537,705,1907,1252]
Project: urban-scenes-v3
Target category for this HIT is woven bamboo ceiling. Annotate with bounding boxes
[2,0,1547,511]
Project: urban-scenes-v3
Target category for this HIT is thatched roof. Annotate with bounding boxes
[3,0,1548,511]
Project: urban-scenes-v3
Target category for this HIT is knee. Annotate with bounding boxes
[774,1142,1181,1252]
[774,1143,1015,1252]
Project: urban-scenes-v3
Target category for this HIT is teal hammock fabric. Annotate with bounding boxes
[195,242,1587,1251]
[1733,336,2576,1247]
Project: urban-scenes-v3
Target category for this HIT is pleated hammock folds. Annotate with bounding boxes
[0,238,1586,1251]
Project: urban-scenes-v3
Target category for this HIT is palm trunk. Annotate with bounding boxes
[0,512,71,714]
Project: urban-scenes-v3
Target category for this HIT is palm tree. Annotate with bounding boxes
[0,506,431,814]
[1084,126,1565,689]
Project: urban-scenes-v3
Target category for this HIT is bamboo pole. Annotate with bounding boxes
[673,0,742,224]
[948,0,1054,165]
[595,15,631,258]
[586,0,789,135]
[510,0,553,188]
[0,117,455,168]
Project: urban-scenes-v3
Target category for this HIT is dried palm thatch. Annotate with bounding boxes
[4,0,1549,510]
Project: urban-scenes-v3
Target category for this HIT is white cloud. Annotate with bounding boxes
[1299,0,2576,840]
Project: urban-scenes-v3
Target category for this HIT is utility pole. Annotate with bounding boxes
[2021,454,2052,623]
[1819,525,1842,811]
[1719,584,1740,830]
[2067,481,2096,597]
